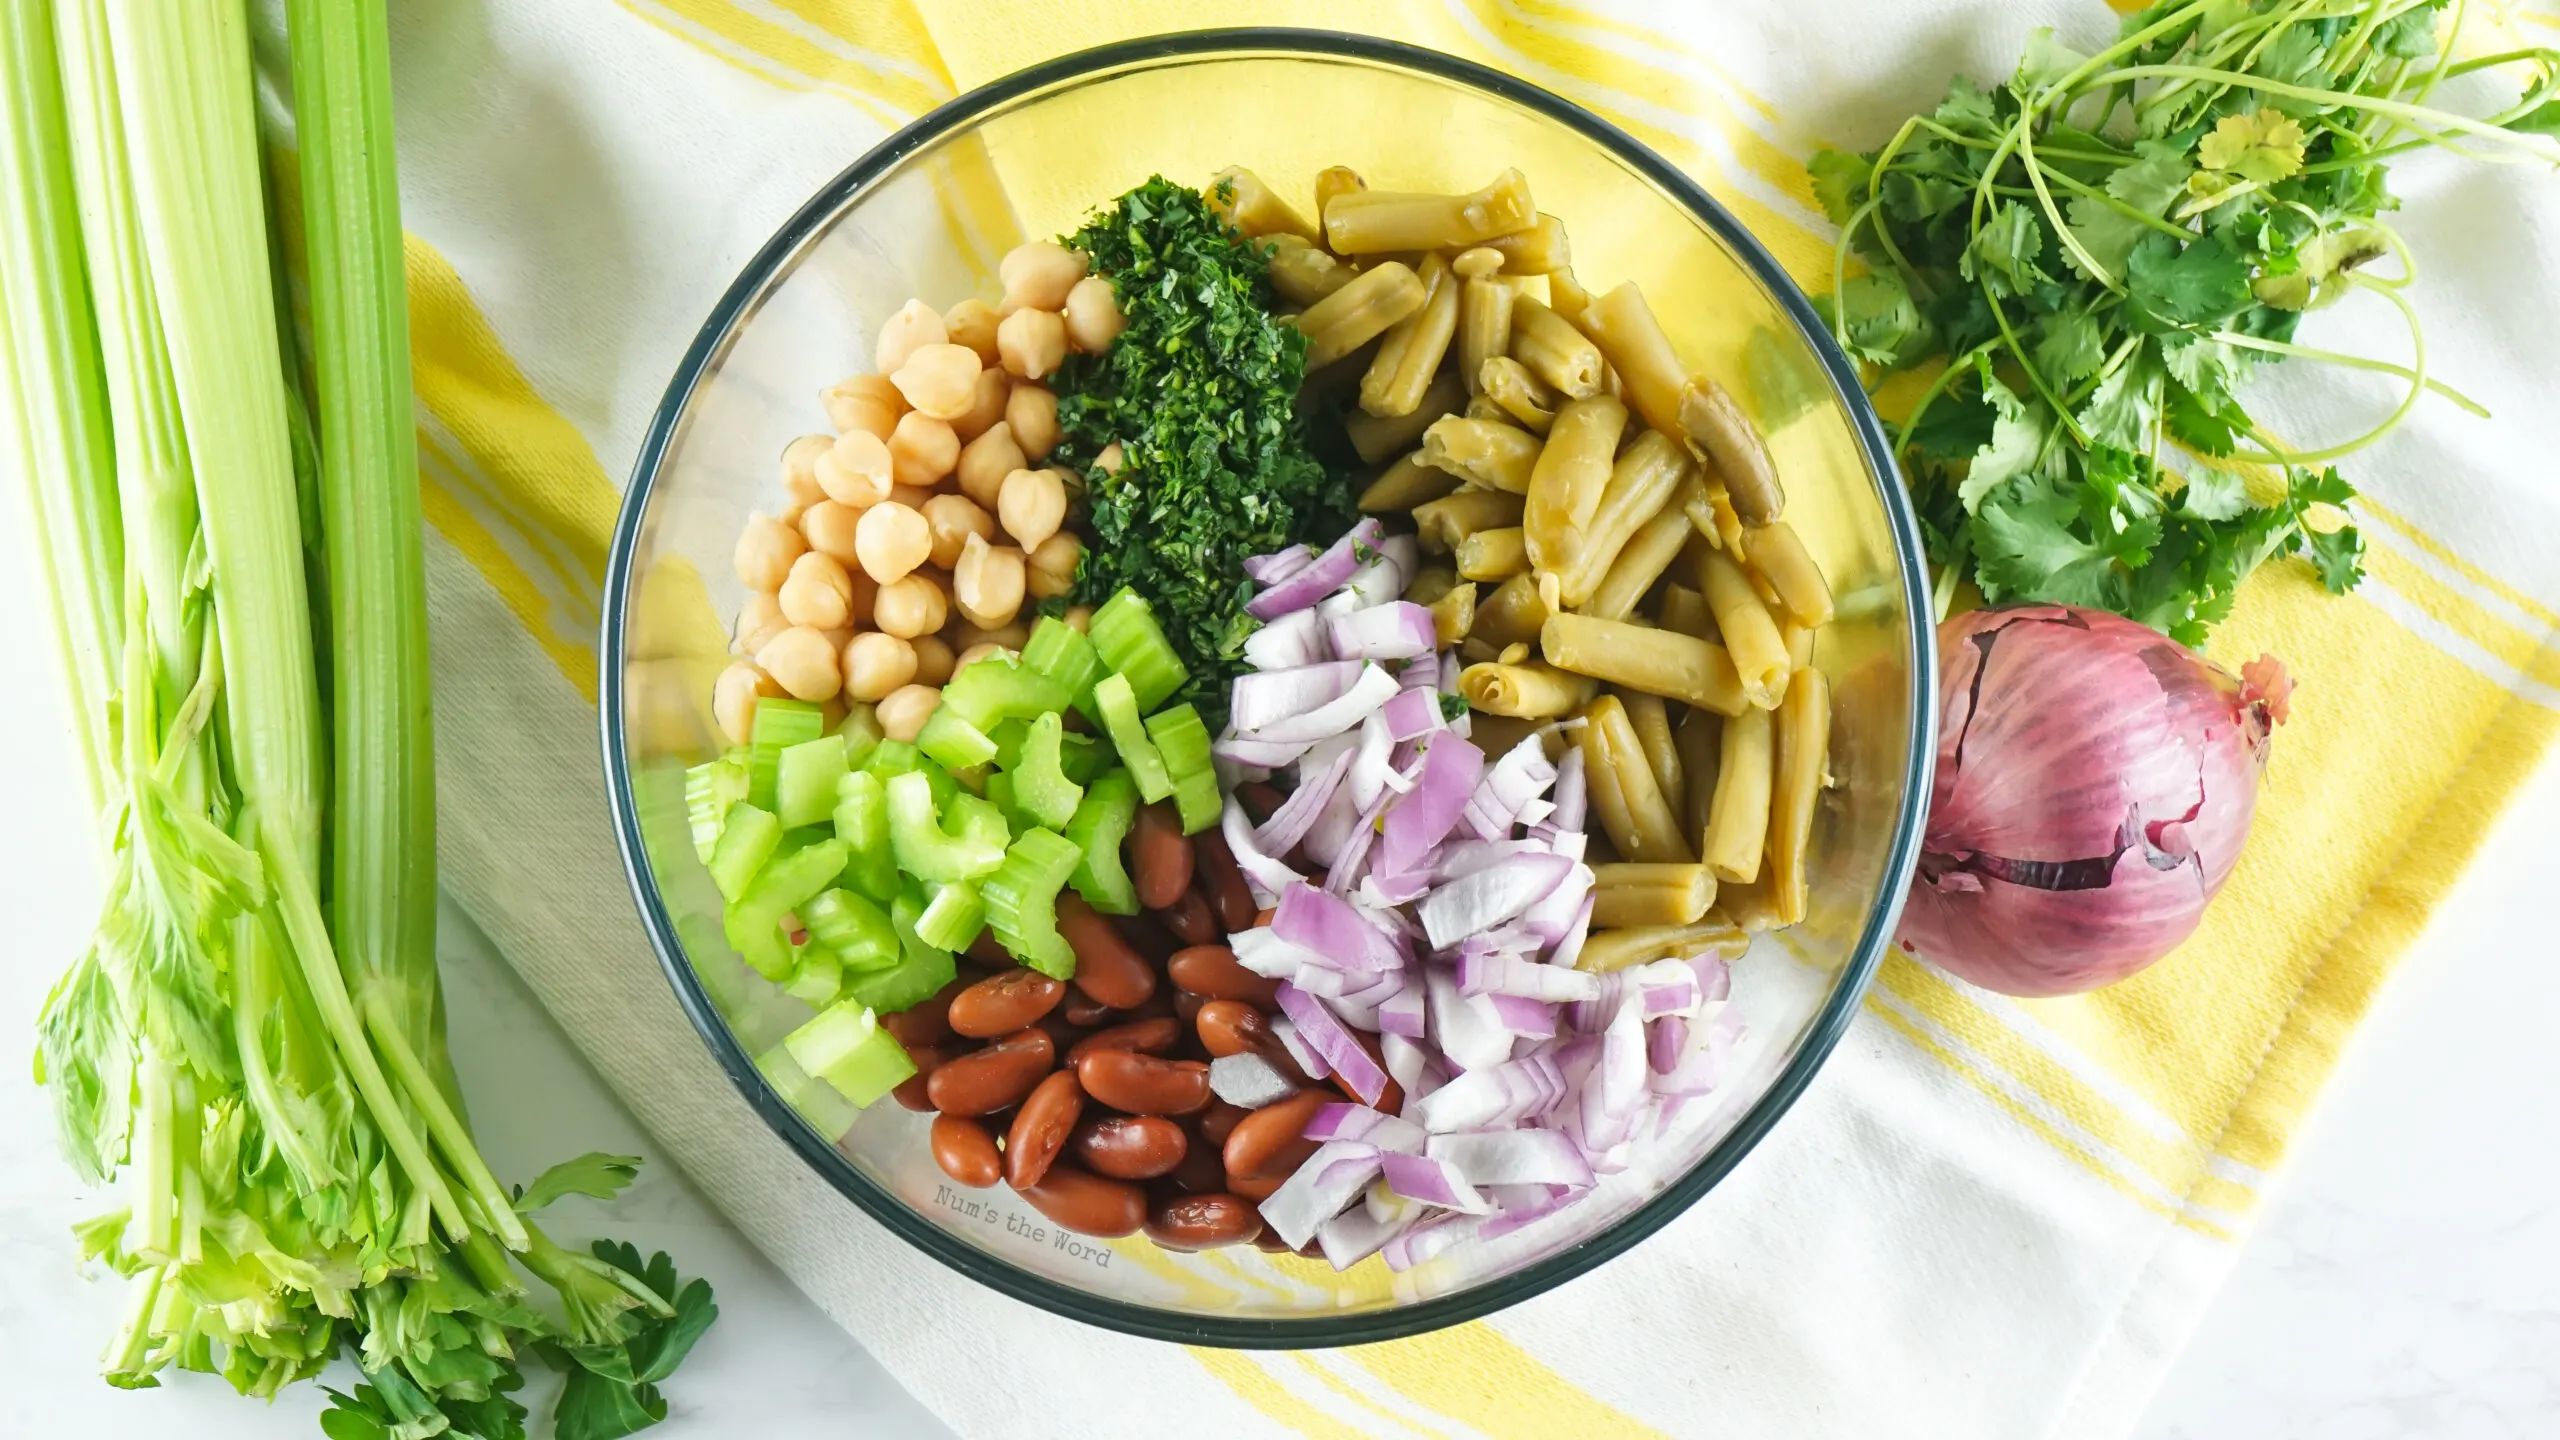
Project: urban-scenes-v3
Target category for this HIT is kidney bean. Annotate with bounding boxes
[1168,945,1279,1006]
[1061,993,1114,1027]
[1192,1000,1268,1058]
[1113,910,1180,964]
[1156,889,1218,946]
[948,967,1066,1038]
[879,976,967,1047]
[1196,1101,1250,1148]
[893,1043,953,1111]
[1067,1016,1181,1066]
[1075,1049,1212,1116]
[1250,1225,1292,1252]
[1190,829,1257,933]
[1146,1192,1264,1251]
[964,929,1010,967]
[1018,1167,1146,1238]
[1035,1010,1089,1054]
[1072,1116,1187,1180]
[1172,991,1205,1025]
[930,1114,1001,1188]
[1234,780,1285,825]
[925,1027,1055,1115]
[1168,1140,1229,1193]
[1253,907,1276,928]
[1129,802,1193,910]
[1223,1087,1329,1181]
[1057,894,1156,1009]
[1004,1071,1085,1189]
[1229,1170,1282,1202]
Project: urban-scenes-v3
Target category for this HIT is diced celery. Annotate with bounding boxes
[867,738,958,810]
[885,770,1008,883]
[915,880,985,953]
[830,770,900,903]
[988,718,1031,772]
[836,701,885,770]
[1058,730,1113,784]
[708,802,783,902]
[782,948,842,1007]
[756,1043,864,1141]
[980,828,1084,979]
[685,750,751,863]
[800,887,899,972]
[845,915,958,1014]
[724,905,794,980]
[749,698,825,809]
[939,652,1072,731]
[775,735,850,829]
[1092,672,1174,802]
[1011,712,1085,829]
[1171,769,1222,836]
[1143,704,1221,833]
[736,838,850,923]
[916,706,997,771]
[782,1002,914,1108]
[1089,588,1187,711]
[980,771,1025,836]
[1020,615,1105,720]
[1062,769,1141,915]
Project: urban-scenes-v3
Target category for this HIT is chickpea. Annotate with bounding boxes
[780,433,832,509]
[778,550,854,630]
[819,623,856,654]
[800,500,862,565]
[952,532,1027,630]
[890,342,982,422]
[815,429,894,508]
[778,500,808,529]
[842,631,919,702]
[998,240,1088,313]
[756,625,842,702]
[1006,383,1059,459]
[909,633,956,687]
[996,307,1067,381]
[874,684,942,744]
[947,617,1031,654]
[1027,531,1082,599]
[714,661,783,746]
[733,512,805,591]
[955,421,1026,510]
[1062,275,1125,352]
[889,410,959,488]
[991,466,1065,551]
[733,591,787,654]
[846,566,879,625]
[854,501,932,585]
[950,366,1008,443]
[1094,441,1125,476]
[822,374,905,441]
[922,493,997,570]
[873,572,949,638]
[1062,604,1095,634]
[954,642,1015,673]
[874,297,947,375]
[944,298,1002,364]
[889,484,941,511]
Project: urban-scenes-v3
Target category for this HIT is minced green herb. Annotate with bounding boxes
[1053,177,1353,723]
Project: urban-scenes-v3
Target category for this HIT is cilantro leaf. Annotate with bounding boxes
[516,1153,642,1214]
[1963,199,2050,295]
[2126,231,2253,331]
[2031,308,2107,384]
[2198,110,2307,184]
[1829,271,1926,367]
[2077,354,2158,451]
[1973,473,2127,608]
[2012,28,2092,96]
[2064,140,2189,279]
[2176,463,2251,522]
[1807,148,1872,224]
[2372,4,2440,59]
[1959,369,2048,512]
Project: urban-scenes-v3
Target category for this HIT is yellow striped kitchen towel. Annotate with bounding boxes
[376,1,2560,1436]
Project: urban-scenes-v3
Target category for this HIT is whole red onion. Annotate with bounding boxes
[1896,606,2292,996]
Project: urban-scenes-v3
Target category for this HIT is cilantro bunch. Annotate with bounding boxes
[1053,178,1353,722]
[1813,0,2558,643]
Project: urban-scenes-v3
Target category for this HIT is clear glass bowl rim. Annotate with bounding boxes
[599,25,1938,1348]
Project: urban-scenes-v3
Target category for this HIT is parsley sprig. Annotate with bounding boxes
[1814,0,2557,643]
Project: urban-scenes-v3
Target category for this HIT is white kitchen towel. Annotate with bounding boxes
[373,1,2560,1437]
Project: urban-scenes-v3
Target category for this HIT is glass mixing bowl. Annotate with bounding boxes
[602,29,1934,1346]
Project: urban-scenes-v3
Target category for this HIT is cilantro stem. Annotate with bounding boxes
[2015,117,2114,290]
[2222,274,2436,466]
[2212,329,2485,415]
[2100,63,2560,161]
[1888,336,2001,456]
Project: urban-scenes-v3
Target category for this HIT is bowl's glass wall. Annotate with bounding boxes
[614,45,1921,1330]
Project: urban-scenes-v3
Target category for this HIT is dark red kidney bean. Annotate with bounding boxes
[925,1027,1055,1116]
[1072,1116,1187,1180]
[1057,894,1157,1010]
[1018,1167,1146,1238]
[1328,1028,1403,1113]
[1146,1192,1264,1251]
[1067,1016,1181,1066]
[948,967,1066,1038]
[964,929,1011,968]
[1113,911,1180,964]
[879,976,967,1046]
[1168,1140,1229,1193]
[893,1044,952,1111]
[1193,1000,1267,1059]
[1235,781,1285,826]
[1250,1224,1292,1252]
[1190,829,1257,933]
[1061,993,1114,1027]
[1004,1071,1086,1190]
[1168,945,1279,1006]
[1156,889,1217,946]
[1129,802,1194,910]
[1172,991,1205,1025]
[1196,1100,1249,1148]
[1229,1170,1282,1202]
[1035,1010,1089,1054]
[930,1114,1001,1188]
[1224,1087,1329,1181]
[1075,1049,1212,1116]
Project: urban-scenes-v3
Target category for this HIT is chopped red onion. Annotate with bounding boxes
[1545,892,1597,973]
[1244,543,1320,586]
[1357,869,1435,907]
[1517,861,1595,945]
[1547,747,1588,832]
[1415,853,1573,949]
[1379,735,1484,876]
[1279,982,1392,1106]
[1243,607,1331,671]
[1230,925,1324,981]
[1323,788,1392,896]
[1269,1013,1331,1080]
[1462,734,1559,840]
[1629,957,1703,1018]
[1329,601,1438,661]
[1378,1031,1432,1094]
[1305,1103,1427,1153]
[1209,1052,1299,1109]
[1272,884,1403,973]
[1380,1152,1494,1214]
[1231,661,1365,733]
[1317,1205,1414,1270]
[1424,968,1515,1073]
[1221,800,1304,904]
[1347,711,1406,813]
[1411,1051,1562,1132]
[1235,663,1401,746]
[1563,973,1626,1034]
[1248,519,1382,620]
[1339,533,1417,609]
[1425,1128,1596,1189]
[1381,1213,1482,1272]
[1214,733,1315,769]
[1253,745,1355,859]
[1485,992,1560,1039]
[1579,1000,1649,1152]
[1376,986,1428,1040]
[1380,684,1447,742]
[1647,1015,1689,1074]
[1455,946,1603,1002]
[1694,952,1733,1002]
[1476,1187,1580,1242]
[1258,1139,1384,1248]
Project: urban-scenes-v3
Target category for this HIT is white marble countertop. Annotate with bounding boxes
[5,538,2555,1438]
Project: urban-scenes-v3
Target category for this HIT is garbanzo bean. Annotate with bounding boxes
[953,532,1027,630]
[822,374,905,441]
[1094,442,1124,476]
[910,633,956,687]
[891,342,982,421]
[733,591,787,655]
[997,307,1068,381]
[944,298,1002,364]
[956,421,1026,510]
[843,631,919,702]
[1063,275,1125,352]
[816,429,894,508]
[955,641,1015,672]
[1027,532,1082,599]
[779,550,855,630]
[800,500,862,565]
[997,466,1067,550]
[855,502,932,585]
[1007,383,1059,459]
[780,433,832,509]
[875,683,942,744]
[951,367,1008,443]
[889,410,959,488]
[714,660,782,746]
[756,625,842,702]
[946,617,1031,654]
[873,572,949,638]
[999,240,1087,312]
[875,298,947,374]
[734,512,805,591]
[923,493,997,570]
[1062,604,1094,634]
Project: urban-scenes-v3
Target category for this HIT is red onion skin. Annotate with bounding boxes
[1897,606,2287,997]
